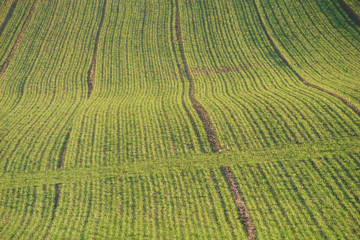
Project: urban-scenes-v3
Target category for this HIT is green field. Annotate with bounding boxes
[0,0,359,239]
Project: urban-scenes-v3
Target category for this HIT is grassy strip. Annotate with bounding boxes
[0,136,358,189]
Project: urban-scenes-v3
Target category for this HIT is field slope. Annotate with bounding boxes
[0,0,359,239]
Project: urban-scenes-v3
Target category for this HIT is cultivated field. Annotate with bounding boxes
[0,0,359,239]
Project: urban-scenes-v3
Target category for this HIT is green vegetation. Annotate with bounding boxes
[343,0,360,17]
[0,0,359,238]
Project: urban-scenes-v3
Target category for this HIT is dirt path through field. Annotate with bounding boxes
[87,0,107,97]
[221,166,256,240]
[0,0,18,36]
[253,0,360,118]
[175,0,222,152]
[0,0,37,78]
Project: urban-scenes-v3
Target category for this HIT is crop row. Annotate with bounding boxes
[0,0,359,174]
[62,0,360,167]
[0,169,249,239]
[0,0,33,68]
[179,0,360,151]
[230,152,360,239]
[0,0,15,36]
[0,0,13,24]
[0,152,359,238]
[256,0,360,106]
[342,0,360,22]
[0,0,104,173]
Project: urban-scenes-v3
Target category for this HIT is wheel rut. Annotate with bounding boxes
[338,0,360,26]
[87,0,107,97]
[52,183,61,221]
[0,0,37,79]
[0,0,18,36]
[174,0,222,152]
[221,166,256,240]
[57,129,71,169]
[210,170,236,239]
[253,0,360,118]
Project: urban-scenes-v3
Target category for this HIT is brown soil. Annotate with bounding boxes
[175,0,222,152]
[0,0,18,36]
[221,166,256,240]
[169,3,206,152]
[0,0,37,78]
[87,0,107,97]
[338,0,360,26]
[253,0,360,118]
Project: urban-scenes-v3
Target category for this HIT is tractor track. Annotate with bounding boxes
[338,0,360,26]
[87,0,107,97]
[0,0,18,36]
[221,166,256,240]
[253,0,360,118]
[57,129,71,169]
[0,0,37,79]
[174,0,221,152]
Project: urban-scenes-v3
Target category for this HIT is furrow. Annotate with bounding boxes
[0,0,17,37]
[169,0,205,153]
[52,184,61,222]
[210,170,236,239]
[174,0,221,152]
[80,182,94,239]
[57,129,71,169]
[275,162,327,236]
[253,0,360,118]
[0,0,37,79]
[221,166,256,240]
[268,0,359,98]
[42,183,62,239]
[247,164,297,236]
[308,158,360,224]
[338,0,360,26]
[87,0,107,97]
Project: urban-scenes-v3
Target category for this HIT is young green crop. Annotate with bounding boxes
[0,0,359,238]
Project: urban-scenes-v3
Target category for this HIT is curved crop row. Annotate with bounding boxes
[1,0,358,174]
[253,0,360,117]
[63,0,212,169]
[229,153,360,239]
[255,0,360,107]
[0,0,17,36]
[1,152,359,238]
[174,0,221,152]
[177,0,359,152]
[339,0,360,26]
[0,0,103,173]
[0,0,33,69]
[0,0,38,79]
